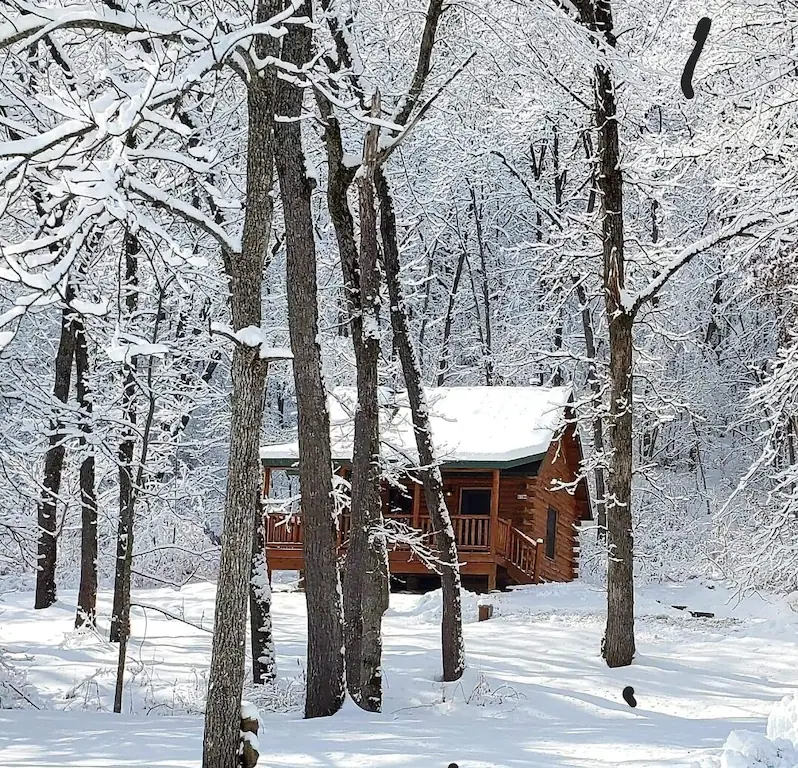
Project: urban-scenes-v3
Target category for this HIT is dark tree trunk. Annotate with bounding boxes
[468,186,494,385]
[111,231,139,644]
[74,312,98,628]
[202,1,277,760]
[550,125,565,387]
[273,4,345,720]
[417,242,437,354]
[345,97,389,711]
[591,7,635,667]
[573,278,607,538]
[316,88,389,707]
[250,470,275,685]
[35,302,75,609]
[317,82,389,710]
[436,248,467,386]
[203,347,268,741]
[114,272,165,714]
[376,168,465,682]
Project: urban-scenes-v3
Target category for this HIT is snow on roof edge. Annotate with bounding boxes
[260,385,572,466]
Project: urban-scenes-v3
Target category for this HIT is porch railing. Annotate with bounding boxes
[264,512,492,551]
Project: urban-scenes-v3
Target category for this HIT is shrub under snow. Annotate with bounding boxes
[0,647,43,710]
[701,694,798,768]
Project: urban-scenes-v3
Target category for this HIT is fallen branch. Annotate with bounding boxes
[130,602,212,633]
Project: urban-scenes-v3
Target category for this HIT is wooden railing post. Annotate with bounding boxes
[533,538,544,584]
[411,476,421,530]
[490,469,500,555]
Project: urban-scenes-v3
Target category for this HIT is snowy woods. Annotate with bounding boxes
[3,0,798,766]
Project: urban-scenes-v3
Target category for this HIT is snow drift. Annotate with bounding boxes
[701,694,798,768]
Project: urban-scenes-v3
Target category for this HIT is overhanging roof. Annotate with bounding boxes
[260,385,570,470]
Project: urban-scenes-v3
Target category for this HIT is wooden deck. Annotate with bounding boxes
[264,511,545,588]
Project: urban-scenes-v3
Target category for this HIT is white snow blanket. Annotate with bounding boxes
[260,385,572,466]
[701,695,798,768]
[2,581,798,767]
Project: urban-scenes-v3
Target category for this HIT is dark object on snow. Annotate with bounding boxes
[623,686,637,708]
[448,764,459,768]
[666,603,715,618]
[478,604,494,621]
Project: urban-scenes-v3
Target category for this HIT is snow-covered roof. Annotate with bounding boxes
[260,385,572,469]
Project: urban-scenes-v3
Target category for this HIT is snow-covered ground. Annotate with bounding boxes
[1,580,797,767]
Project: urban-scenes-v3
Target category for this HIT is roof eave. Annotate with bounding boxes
[260,451,548,471]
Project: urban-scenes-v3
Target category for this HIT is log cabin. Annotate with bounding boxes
[259,386,592,591]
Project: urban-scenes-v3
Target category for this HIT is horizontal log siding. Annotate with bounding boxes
[523,424,584,581]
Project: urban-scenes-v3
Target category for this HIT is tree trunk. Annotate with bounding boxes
[376,168,465,682]
[573,278,607,538]
[114,276,166,714]
[202,2,277,759]
[550,126,565,387]
[317,84,389,710]
[344,96,390,711]
[110,231,139,644]
[74,311,97,628]
[436,248,467,386]
[593,30,635,667]
[250,485,275,685]
[34,302,75,609]
[468,186,494,385]
[273,4,345,720]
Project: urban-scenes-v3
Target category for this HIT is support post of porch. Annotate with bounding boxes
[411,475,421,530]
[490,469,500,556]
[262,466,272,550]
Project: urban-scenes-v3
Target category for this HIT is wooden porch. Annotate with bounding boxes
[264,510,545,589]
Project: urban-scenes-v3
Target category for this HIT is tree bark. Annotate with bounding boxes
[346,95,390,711]
[436,248,467,386]
[468,186,494,385]
[110,231,139,644]
[114,277,166,714]
[250,470,275,685]
[316,87,389,707]
[590,5,635,667]
[376,168,465,682]
[273,3,345,720]
[317,83,390,710]
[74,311,97,628]
[34,301,75,609]
[573,278,607,538]
[202,1,277,760]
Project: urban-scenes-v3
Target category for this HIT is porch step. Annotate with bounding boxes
[501,559,536,586]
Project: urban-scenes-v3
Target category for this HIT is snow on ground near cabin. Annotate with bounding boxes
[1,580,798,767]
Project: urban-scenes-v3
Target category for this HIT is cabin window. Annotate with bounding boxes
[545,507,558,559]
[460,488,492,516]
